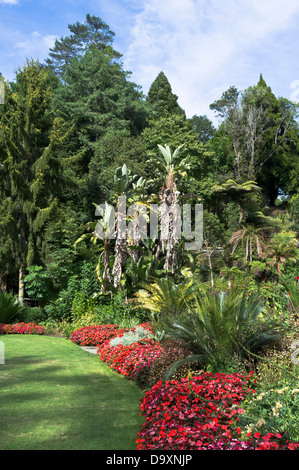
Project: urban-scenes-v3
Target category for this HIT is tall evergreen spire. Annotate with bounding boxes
[146,71,185,118]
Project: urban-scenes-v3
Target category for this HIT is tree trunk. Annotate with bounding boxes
[0,274,8,292]
[18,264,25,304]
[112,200,127,289]
[160,187,181,275]
[100,239,112,294]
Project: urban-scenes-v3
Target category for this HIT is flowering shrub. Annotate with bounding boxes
[236,382,299,443]
[0,322,44,335]
[136,372,299,450]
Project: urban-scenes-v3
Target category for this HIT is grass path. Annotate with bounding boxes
[0,335,144,450]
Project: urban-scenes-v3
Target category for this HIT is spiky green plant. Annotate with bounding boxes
[165,289,282,375]
[0,292,23,325]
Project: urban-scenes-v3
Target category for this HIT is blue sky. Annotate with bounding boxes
[1,0,299,123]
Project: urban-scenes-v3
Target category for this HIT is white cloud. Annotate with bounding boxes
[0,0,19,4]
[14,31,56,59]
[124,0,299,121]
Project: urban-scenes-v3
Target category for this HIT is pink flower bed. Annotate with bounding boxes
[0,322,44,335]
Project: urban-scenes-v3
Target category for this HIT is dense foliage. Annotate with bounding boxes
[0,12,298,452]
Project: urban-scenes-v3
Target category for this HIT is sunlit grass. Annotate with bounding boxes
[0,335,144,450]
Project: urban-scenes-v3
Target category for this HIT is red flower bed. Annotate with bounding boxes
[70,322,153,347]
[98,337,164,380]
[0,322,44,335]
[70,322,299,450]
[70,324,123,346]
[136,372,299,450]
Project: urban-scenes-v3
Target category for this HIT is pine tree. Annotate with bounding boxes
[52,43,147,220]
[0,60,76,302]
[146,71,185,119]
[45,13,120,79]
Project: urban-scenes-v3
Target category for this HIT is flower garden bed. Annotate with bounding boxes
[70,322,299,450]
[0,322,44,335]
[70,323,122,346]
[69,322,153,347]
[136,373,299,450]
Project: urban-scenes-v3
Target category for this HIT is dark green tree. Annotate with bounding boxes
[52,44,147,219]
[45,13,120,79]
[190,115,216,143]
[146,71,185,118]
[0,60,76,302]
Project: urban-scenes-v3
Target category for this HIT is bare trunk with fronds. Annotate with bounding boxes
[112,203,128,289]
[160,183,181,275]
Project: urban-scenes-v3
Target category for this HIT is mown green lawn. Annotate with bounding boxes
[0,335,144,450]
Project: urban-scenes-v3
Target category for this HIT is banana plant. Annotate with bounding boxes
[112,164,139,288]
[94,201,116,291]
[149,144,190,191]
[149,145,190,274]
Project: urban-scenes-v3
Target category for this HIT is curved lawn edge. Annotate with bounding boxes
[0,335,144,450]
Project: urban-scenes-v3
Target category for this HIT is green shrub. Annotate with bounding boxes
[44,261,101,321]
[96,291,149,327]
[18,305,47,324]
[39,319,67,337]
[23,266,54,304]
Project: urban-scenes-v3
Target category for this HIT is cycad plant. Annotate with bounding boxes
[0,292,23,325]
[165,289,281,375]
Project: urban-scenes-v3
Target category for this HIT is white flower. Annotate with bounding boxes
[256,392,265,400]
[256,418,266,427]
[272,401,282,418]
[276,386,289,394]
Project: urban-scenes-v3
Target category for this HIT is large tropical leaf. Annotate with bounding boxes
[0,292,23,324]
[133,275,197,320]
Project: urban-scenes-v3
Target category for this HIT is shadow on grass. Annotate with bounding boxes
[0,336,145,450]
